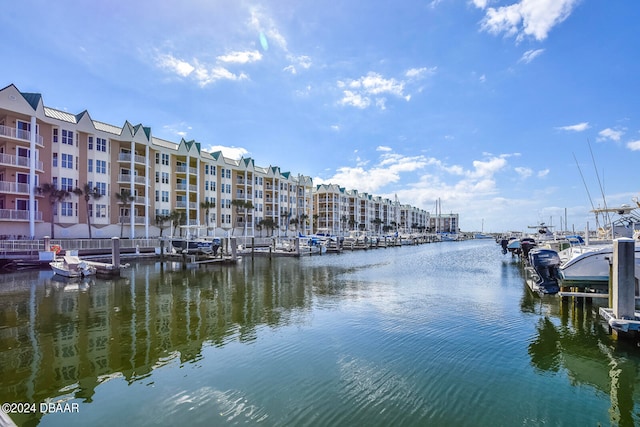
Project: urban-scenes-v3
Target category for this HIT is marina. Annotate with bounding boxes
[1,240,640,426]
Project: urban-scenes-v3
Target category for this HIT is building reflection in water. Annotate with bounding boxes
[520,278,640,427]
[0,259,332,413]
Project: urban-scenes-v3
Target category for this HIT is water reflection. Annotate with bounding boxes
[0,259,351,425]
[519,268,640,427]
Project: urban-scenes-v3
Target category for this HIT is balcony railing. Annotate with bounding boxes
[118,152,147,164]
[0,153,44,170]
[0,181,31,195]
[0,209,43,221]
[176,165,198,175]
[118,215,146,224]
[175,201,198,209]
[175,183,198,192]
[0,124,44,146]
[117,174,146,184]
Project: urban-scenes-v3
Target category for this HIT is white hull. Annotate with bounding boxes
[558,245,640,283]
[50,256,97,278]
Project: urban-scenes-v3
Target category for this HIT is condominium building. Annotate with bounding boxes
[313,185,429,235]
[0,83,432,240]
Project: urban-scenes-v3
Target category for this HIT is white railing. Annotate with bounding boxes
[0,181,30,194]
[0,124,44,146]
[0,209,43,221]
[117,153,146,164]
[118,215,147,224]
[0,153,44,170]
[0,238,162,253]
[117,174,146,184]
[134,196,146,204]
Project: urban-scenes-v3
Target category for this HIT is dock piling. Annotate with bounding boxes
[612,238,635,320]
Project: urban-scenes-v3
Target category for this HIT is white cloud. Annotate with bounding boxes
[337,71,420,110]
[478,0,580,42]
[556,122,590,132]
[405,66,437,79]
[598,127,624,142]
[627,140,640,151]
[155,53,249,87]
[193,66,248,87]
[156,54,195,77]
[519,48,545,63]
[205,145,249,160]
[514,166,533,178]
[339,90,371,109]
[217,50,262,64]
[376,146,392,152]
[537,169,550,177]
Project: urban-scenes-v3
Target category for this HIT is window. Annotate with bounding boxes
[162,191,169,202]
[155,153,160,164]
[96,160,107,174]
[62,130,73,145]
[161,172,169,184]
[95,182,107,196]
[205,164,209,175]
[162,153,169,165]
[88,204,93,218]
[226,169,231,179]
[88,159,93,172]
[226,184,231,194]
[61,153,73,169]
[61,177,73,191]
[96,204,107,218]
[155,190,159,202]
[155,172,160,183]
[53,153,58,167]
[96,138,107,152]
[61,202,73,216]
[88,136,93,150]
[53,129,59,143]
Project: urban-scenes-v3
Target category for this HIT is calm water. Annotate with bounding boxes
[1,240,639,426]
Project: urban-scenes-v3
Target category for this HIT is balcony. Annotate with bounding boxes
[0,181,31,195]
[0,125,44,146]
[0,153,44,171]
[118,152,147,164]
[0,209,43,221]
[117,174,146,185]
[175,201,198,209]
[175,183,198,192]
[118,215,147,224]
[176,165,198,175]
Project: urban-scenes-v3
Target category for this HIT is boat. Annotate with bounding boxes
[50,255,97,278]
[524,248,561,294]
[557,203,640,284]
[171,238,220,254]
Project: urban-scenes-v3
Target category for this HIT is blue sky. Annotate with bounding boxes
[2,0,640,233]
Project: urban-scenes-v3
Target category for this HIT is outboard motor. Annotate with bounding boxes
[528,248,561,294]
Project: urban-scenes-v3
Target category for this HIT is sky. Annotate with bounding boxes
[2,0,640,233]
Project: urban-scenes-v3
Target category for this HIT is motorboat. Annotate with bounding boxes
[50,255,97,278]
[557,202,640,283]
[171,238,220,254]
[524,248,561,294]
[558,244,640,283]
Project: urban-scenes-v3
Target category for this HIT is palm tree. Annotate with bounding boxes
[169,210,184,237]
[115,189,135,238]
[299,213,309,235]
[73,183,102,239]
[36,183,72,239]
[260,218,278,237]
[372,218,383,234]
[231,199,254,236]
[155,214,171,237]
[200,200,216,230]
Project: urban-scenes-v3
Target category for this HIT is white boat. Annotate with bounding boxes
[558,244,640,283]
[557,203,640,283]
[50,255,97,278]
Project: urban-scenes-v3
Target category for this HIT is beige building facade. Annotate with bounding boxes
[0,83,433,240]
